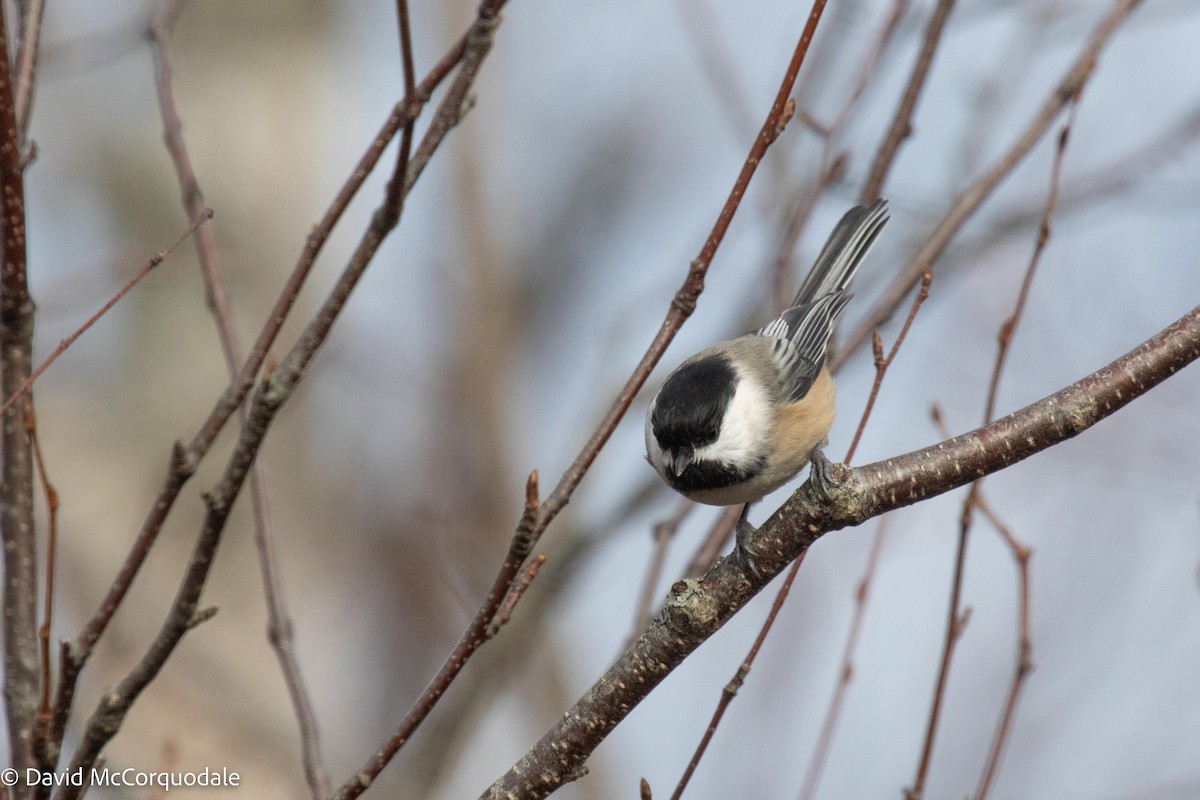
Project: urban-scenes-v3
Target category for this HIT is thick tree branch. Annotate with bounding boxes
[0,7,39,794]
[481,303,1200,800]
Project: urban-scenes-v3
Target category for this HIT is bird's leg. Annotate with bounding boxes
[809,447,840,500]
[734,503,765,581]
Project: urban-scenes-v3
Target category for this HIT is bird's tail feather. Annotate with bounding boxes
[791,198,889,307]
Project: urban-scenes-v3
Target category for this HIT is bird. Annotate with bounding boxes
[644,199,889,569]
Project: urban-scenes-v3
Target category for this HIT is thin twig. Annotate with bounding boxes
[150,2,328,795]
[0,9,40,790]
[388,0,417,218]
[669,552,808,800]
[487,553,548,637]
[23,402,57,720]
[838,0,1144,367]
[970,492,1033,800]
[0,211,211,420]
[482,302,1200,800]
[860,0,957,205]
[13,0,46,146]
[797,516,889,800]
[631,500,694,641]
[905,457,974,800]
[844,266,932,465]
[984,97,1078,426]
[928,409,1035,800]
[685,504,741,578]
[773,0,906,312]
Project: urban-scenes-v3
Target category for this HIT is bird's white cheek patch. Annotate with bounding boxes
[645,402,665,471]
[691,375,771,466]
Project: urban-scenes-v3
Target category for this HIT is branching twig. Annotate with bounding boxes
[42,7,473,774]
[797,516,889,800]
[487,553,548,638]
[50,4,505,796]
[150,2,329,795]
[968,90,1080,800]
[0,211,211,420]
[669,552,808,800]
[908,88,1078,800]
[970,493,1033,800]
[481,302,1200,799]
[860,0,957,205]
[794,266,931,797]
[837,0,1144,368]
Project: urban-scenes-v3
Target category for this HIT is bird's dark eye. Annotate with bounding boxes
[651,355,736,449]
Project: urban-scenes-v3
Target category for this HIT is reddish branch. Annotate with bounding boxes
[531,0,828,547]
[910,95,1078,800]
[480,302,1200,799]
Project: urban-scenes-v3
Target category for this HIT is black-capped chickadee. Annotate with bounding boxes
[645,199,889,563]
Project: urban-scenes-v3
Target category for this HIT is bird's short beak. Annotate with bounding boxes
[669,449,692,478]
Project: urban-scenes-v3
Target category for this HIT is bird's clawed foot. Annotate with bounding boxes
[809,447,842,501]
[733,503,765,582]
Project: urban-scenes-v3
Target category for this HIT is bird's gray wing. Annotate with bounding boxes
[756,291,852,403]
